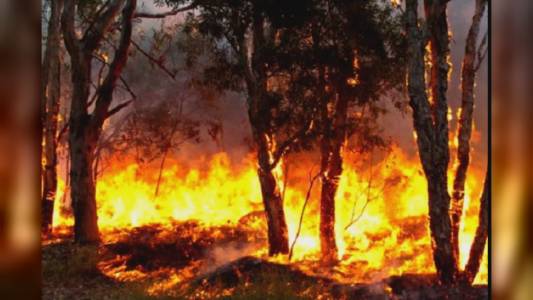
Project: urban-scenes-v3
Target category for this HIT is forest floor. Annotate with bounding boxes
[42,221,488,299]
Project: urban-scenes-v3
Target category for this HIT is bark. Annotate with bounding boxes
[41,0,64,233]
[319,89,347,264]
[248,88,289,255]
[256,147,290,256]
[406,0,458,284]
[62,0,134,243]
[462,169,488,285]
[451,0,487,261]
[240,14,289,256]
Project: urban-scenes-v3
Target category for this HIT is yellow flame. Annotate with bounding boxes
[53,144,487,285]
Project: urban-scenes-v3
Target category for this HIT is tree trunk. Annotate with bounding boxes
[68,51,100,243]
[406,0,458,284]
[41,0,64,233]
[62,0,135,243]
[451,0,487,261]
[241,14,289,256]
[254,128,289,255]
[319,91,347,264]
[462,169,488,285]
[69,122,100,243]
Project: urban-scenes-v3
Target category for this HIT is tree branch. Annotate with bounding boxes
[474,31,488,72]
[83,0,126,52]
[92,0,136,128]
[289,168,320,261]
[269,119,313,170]
[134,2,197,19]
[61,0,80,58]
[106,98,134,119]
[93,53,137,100]
[131,40,177,79]
[345,150,374,230]
[56,122,69,144]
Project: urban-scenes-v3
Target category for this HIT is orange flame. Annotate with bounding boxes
[53,144,487,285]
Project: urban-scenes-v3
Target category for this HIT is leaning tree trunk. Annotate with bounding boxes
[319,91,347,264]
[406,0,458,284]
[41,0,64,233]
[451,0,487,261]
[462,169,488,285]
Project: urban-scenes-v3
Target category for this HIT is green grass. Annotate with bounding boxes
[42,241,326,300]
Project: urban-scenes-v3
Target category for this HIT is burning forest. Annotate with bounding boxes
[41,0,489,299]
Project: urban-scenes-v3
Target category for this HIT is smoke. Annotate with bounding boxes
[200,241,263,274]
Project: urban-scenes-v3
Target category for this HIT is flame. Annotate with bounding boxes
[52,143,487,287]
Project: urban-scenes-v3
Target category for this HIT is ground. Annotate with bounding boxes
[42,222,488,299]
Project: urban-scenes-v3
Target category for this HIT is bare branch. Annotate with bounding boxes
[131,40,177,79]
[83,0,126,52]
[92,0,136,128]
[91,55,137,100]
[134,3,197,19]
[474,31,488,72]
[270,119,313,170]
[281,160,290,202]
[289,168,320,261]
[345,150,374,230]
[56,122,69,144]
[106,98,134,119]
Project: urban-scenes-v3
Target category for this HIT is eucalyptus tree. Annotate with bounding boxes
[405,0,488,284]
[303,0,404,263]
[41,0,64,233]
[61,0,136,243]
[172,0,317,255]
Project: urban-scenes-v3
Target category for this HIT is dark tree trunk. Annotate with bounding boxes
[257,153,289,256]
[69,119,100,243]
[319,91,347,264]
[424,2,455,281]
[462,169,488,285]
[68,48,100,243]
[451,0,487,261]
[61,0,135,243]
[239,13,290,256]
[406,0,458,284]
[41,0,64,233]
[249,100,289,256]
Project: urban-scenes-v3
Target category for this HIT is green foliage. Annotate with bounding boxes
[115,98,201,165]
[172,0,407,156]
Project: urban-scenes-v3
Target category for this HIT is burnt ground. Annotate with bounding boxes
[43,221,488,299]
